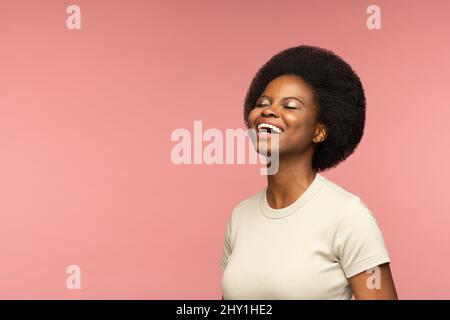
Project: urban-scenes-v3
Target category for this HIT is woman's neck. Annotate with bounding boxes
[266,154,316,209]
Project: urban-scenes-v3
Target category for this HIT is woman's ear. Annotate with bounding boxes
[313,123,328,143]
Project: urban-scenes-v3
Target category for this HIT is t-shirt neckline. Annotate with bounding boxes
[259,173,324,219]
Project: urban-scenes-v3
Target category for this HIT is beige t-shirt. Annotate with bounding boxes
[221,173,391,300]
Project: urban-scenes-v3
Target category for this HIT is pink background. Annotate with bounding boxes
[0,0,449,299]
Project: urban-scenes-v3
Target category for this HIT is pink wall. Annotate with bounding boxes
[0,0,449,299]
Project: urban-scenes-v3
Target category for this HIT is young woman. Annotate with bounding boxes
[221,45,397,300]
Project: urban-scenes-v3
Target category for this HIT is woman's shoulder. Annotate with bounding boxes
[316,174,377,225]
[317,174,368,208]
[317,173,358,200]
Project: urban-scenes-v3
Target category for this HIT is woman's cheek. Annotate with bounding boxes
[247,109,259,126]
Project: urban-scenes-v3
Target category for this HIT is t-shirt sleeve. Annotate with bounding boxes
[220,221,232,272]
[332,196,391,279]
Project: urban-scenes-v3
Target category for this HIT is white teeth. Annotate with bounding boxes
[257,123,282,133]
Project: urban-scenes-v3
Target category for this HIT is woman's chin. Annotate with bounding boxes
[256,140,283,157]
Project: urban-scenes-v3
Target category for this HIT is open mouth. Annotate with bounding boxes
[257,123,283,135]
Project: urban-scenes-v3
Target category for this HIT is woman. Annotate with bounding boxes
[220,45,398,300]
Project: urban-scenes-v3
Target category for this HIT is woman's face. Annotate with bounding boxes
[247,74,327,157]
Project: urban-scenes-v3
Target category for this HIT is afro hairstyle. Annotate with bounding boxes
[243,44,366,172]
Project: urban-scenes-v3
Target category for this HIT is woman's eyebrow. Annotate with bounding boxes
[259,94,305,106]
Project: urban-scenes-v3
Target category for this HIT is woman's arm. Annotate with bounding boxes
[348,263,398,299]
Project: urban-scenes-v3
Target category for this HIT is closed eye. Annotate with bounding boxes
[255,104,299,109]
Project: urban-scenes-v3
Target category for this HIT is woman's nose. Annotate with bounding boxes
[261,105,279,117]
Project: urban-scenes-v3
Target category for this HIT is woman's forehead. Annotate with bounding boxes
[262,75,313,100]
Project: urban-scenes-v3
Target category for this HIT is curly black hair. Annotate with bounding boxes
[243,45,366,172]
